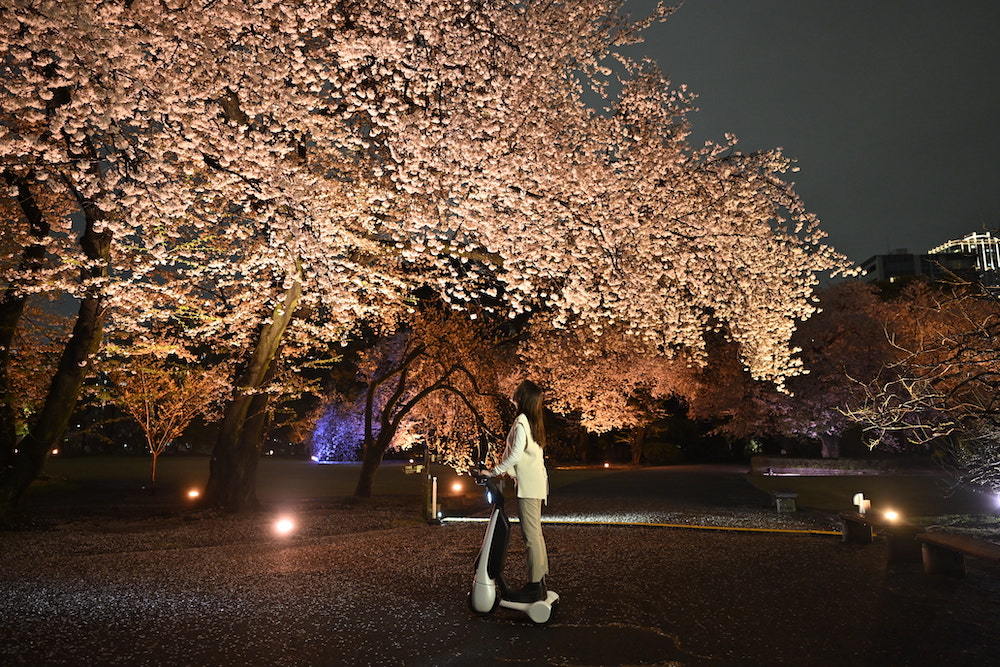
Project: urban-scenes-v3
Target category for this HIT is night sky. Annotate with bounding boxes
[624,0,1000,266]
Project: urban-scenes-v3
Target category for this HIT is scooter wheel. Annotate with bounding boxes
[467,592,499,616]
[528,598,558,625]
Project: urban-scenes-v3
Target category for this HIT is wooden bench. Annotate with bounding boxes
[917,532,1000,577]
[839,511,922,563]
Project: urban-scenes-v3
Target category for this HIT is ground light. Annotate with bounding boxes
[452,481,463,493]
[51,448,59,455]
[186,489,201,499]
[603,462,610,469]
[883,509,900,522]
[274,516,296,536]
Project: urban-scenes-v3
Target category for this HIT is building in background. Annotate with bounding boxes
[861,248,979,284]
[929,230,1000,288]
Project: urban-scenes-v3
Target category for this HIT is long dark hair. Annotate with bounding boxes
[514,380,546,448]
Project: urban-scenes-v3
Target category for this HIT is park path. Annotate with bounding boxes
[506,464,839,532]
[3,505,999,666]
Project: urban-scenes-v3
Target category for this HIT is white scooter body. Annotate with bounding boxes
[469,478,559,625]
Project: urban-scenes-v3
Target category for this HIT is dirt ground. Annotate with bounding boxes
[3,499,999,667]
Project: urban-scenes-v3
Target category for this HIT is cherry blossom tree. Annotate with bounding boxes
[519,320,699,461]
[329,309,509,497]
[844,281,1000,494]
[1,300,69,444]
[107,342,228,486]
[3,0,851,514]
[685,282,891,456]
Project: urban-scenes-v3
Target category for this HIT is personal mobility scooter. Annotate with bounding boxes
[468,470,559,624]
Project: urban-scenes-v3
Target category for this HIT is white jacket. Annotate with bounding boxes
[492,413,548,501]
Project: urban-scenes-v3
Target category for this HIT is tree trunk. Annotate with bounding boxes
[629,425,647,465]
[0,173,52,468]
[0,213,110,516]
[150,452,158,485]
[819,434,840,459]
[354,434,391,498]
[576,421,589,463]
[203,269,301,512]
[0,298,26,470]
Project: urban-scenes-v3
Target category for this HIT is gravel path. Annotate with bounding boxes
[471,466,839,532]
[3,503,998,666]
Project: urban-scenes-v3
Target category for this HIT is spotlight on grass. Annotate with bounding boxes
[51,448,59,455]
[186,488,201,499]
[274,516,296,536]
[603,462,610,469]
[883,509,900,522]
[451,481,463,493]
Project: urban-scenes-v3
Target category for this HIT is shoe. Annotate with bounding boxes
[505,586,534,603]
[522,577,547,602]
[506,577,546,603]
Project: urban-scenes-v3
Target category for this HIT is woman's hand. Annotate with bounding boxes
[476,468,494,478]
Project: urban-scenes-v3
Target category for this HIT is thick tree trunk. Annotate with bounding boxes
[0,225,111,514]
[819,433,841,459]
[0,173,52,468]
[203,270,300,512]
[354,433,391,498]
[629,425,647,465]
[0,298,26,469]
[577,424,589,463]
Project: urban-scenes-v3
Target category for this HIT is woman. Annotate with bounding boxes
[480,380,549,603]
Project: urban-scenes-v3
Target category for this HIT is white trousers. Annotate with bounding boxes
[518,497,548,582]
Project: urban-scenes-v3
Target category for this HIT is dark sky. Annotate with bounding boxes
[623,0,1000,266]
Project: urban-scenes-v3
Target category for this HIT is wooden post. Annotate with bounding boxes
[431,476,438,518]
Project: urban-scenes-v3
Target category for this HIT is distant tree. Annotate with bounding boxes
[108,343,228,486]
[844,280,1000,492]
[686,282,891,457]
[520,321,700,464]
[3,301,70,442]
[337,309,509,497]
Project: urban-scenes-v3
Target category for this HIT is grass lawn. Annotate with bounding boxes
[27,455,610,510]
[750,472,997,519]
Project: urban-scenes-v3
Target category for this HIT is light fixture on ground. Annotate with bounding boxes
[603,462,610,469]
[452,481,463,493]
[274,516,296,536]
[883,509,900,522]
[51,448,59,455]
[187,488,201,499]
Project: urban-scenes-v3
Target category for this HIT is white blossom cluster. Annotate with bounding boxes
[2,0,850,407]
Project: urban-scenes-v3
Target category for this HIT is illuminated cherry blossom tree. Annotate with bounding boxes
[844,281,1000,493]
[520,321,698,442]
[323,309,508,497]
[3,0,850,513]
[107,342,228,486]
[685,282,891,456]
